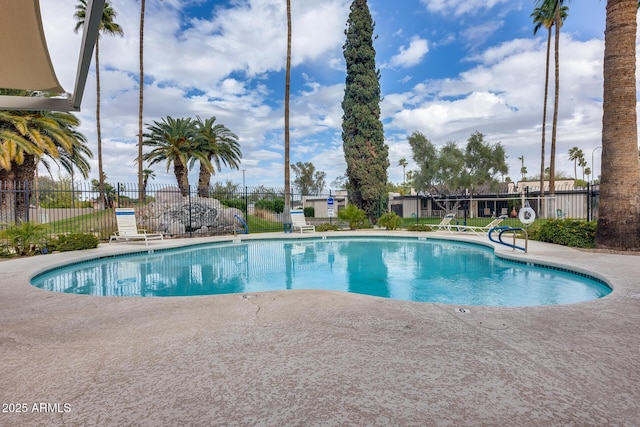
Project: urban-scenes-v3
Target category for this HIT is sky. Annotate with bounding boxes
[38,0,612,190]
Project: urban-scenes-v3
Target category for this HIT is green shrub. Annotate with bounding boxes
[316,223,339,232]
[53,233,99,252]
[377,211,402,230]
[254,198,284,214]
[303,207,315,218]
[407,224,433,232]
[0,221,49,256]
[533,219,596,248]
[0,243,13,258]
[338,204,367,230]
[221,198,246,212]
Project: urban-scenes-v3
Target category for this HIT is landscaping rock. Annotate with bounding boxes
[141,195,244,235]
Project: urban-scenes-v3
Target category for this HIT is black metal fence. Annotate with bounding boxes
[0,181,351,244]
[389,185,600,224]
[0,180,600,248]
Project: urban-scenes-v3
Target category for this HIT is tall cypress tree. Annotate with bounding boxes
[341,0,388,221]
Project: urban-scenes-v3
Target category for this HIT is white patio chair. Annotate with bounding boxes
[290,209,315,234]
[109,208,163,245]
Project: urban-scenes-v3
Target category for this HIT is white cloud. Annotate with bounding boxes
[420,0,518,17]
[461,20,505,50]
[383,34,605,182]
[387,37,429,68]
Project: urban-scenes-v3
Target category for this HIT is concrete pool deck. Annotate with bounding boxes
[1,231,639,426]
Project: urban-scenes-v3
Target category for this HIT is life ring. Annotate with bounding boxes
[518,207,536,225]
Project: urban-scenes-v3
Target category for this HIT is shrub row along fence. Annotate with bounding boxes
[0,181,600,247]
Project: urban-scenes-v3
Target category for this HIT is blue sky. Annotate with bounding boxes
[40,0,610,189]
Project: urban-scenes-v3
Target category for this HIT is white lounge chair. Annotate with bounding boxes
[109,208,163,245]
[452,215,508,235]
[290,209,315,233]
[434,213,456,231]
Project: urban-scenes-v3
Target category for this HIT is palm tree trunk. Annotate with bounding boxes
[0,165,18,224]
[142,175,148,200]
[95,38,106,210]
[197,155,212,197]
[549,7,561,196]
[138,0,146,203]
[539,26,552,218]
[283,0,292,222]
[596,0,640,249]
[173,161,189,197]
[15,155,37,222]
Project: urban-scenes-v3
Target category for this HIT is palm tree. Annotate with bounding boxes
[518,155,525,180]
[142,168,155,201]
[532,2,561,217]
[0,109,91,221]
[549,0,568,197]
[142,116,197,197]
[193,116,241,197]
[578,157,587,181]
[596,0,640,249]
[284,0,292,220]
[398,158,408,184]
[567,146,583,179]
[138,0,146,202]
[74,0,123,210]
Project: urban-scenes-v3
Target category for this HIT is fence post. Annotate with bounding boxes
[188,185,192,237]
[244,185,248,222]
[25,180,30,223]
[329,189,332,226]
[588,182,593,221]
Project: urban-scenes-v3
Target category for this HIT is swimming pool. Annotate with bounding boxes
[31,237,611,306]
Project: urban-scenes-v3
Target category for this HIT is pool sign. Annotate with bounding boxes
[327,197,335,217]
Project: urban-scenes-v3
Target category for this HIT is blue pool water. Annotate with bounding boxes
[31,238,611,306]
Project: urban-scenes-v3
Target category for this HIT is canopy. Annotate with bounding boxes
[0,0,104,111]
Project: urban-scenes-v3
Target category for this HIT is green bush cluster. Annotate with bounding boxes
[254,198,284,214]
[406,224,433,232]
[0,221,49,256]
[338,204,367,230]
[316,223,339,232]
[303,207,315,218]
[51,233,99,252]
[220,198,246,212]
[532,219,596,248]
[377,212,403,230]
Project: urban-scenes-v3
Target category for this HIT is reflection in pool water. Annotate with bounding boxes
[31,238,611,306]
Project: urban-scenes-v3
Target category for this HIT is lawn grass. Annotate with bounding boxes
[46,209,116,237]
[401,216,522,228]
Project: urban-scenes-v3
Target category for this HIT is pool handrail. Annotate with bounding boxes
[488,226,527,253]
[234,214,248,234]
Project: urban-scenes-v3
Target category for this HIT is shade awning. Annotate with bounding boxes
[0,0,104,111]
[0,0,64,93]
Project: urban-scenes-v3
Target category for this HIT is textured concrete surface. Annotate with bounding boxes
[0,231,639,426]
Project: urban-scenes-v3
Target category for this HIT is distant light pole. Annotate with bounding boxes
[242,169,247,219]
[591,146,602,185]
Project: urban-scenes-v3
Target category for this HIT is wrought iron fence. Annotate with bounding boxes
[0,180,600,250]
[0,182,351,245]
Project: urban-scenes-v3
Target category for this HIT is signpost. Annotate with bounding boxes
[327,196,335,218]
